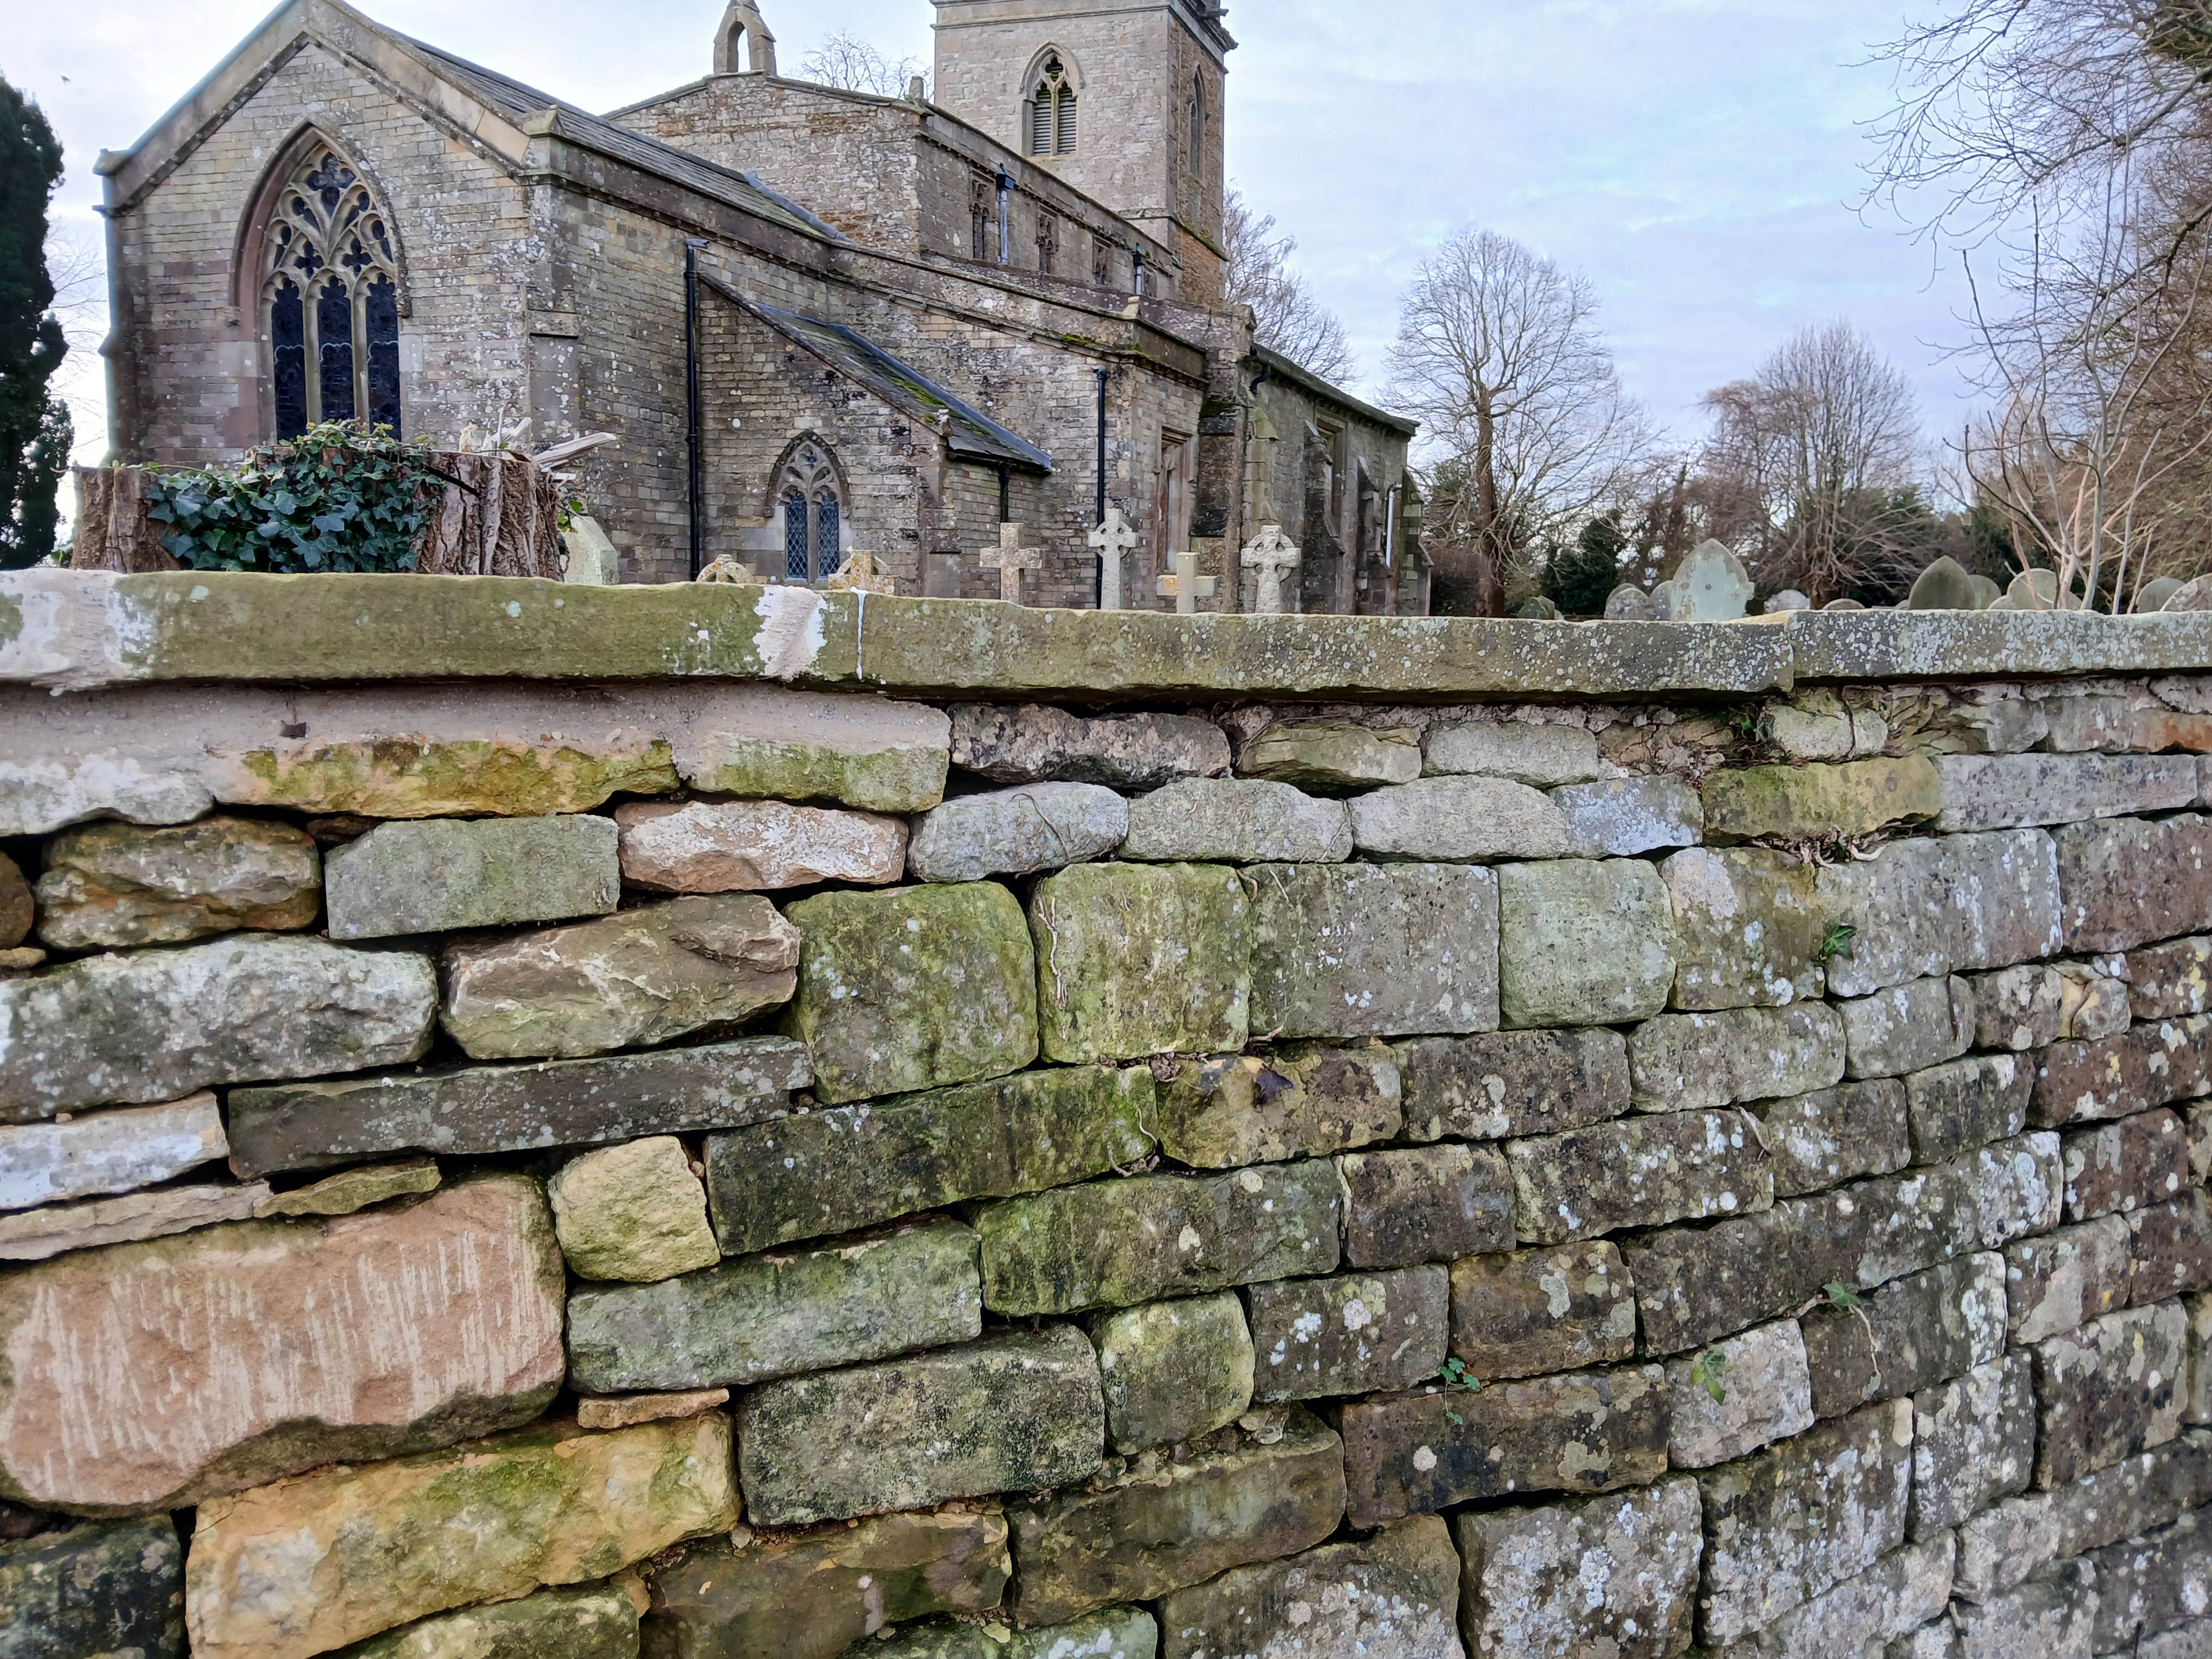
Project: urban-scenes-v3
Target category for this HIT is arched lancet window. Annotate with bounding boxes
[775,439,845,582]
[263,145,402,440]
[1189,73,1206,171]
[1028,55,1076,157]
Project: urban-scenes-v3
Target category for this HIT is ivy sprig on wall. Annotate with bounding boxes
[146,420,439,574]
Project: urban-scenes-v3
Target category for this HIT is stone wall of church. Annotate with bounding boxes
[11,573,2212,1657]
[106,40,538,465]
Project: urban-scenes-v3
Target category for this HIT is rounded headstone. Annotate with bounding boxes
[2164,575,2212,612]
[1512,596,1562,620]
[1763,590,1811,614]
[2008,569,2062,609]
[1967,575,2003,609]
[1822,599,1866,612]
[1676,541,1755,621]
[1653,579,1690,621]
[1907,556,1982,611]
[1605,585,1657,621]
[2137,576,2185,613]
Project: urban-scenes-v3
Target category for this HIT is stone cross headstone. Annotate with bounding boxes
[980,523,1045,605]
[1087,509,1139,612]
[1240,524,1301,615]
[1676,541,1754,621]
[1155,551,1218,615]
[827,550,894,594]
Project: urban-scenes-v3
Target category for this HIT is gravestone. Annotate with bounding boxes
[2163,575,2212,612]
[1605,586,1657,621]
[981,524,1045,605]
[1652,580,1689,621]
[1823,598,1866,611]
[1512,596,1562,620]
[1088,510,1139,613]
[562,516,620,586]
[2136,576,2184,613]
[1764,590,1812,613]
[1240,525,1301,615]
[827,552,893,594]
[1155,552,1219,616]
[1969,574,2003,609]
[1907,556,1983,612]
[1675,541,1753,621]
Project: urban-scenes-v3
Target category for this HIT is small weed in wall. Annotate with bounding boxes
[1812,922,1859,966]
[1690,1348,1728,1405]
[1439,1357,1481,1425]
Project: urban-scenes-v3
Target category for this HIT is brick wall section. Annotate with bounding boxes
[10,626,2212,1654]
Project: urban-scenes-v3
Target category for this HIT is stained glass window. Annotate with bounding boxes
[785,493,811,581]
[262,145,403,439]
[774,440,847,583]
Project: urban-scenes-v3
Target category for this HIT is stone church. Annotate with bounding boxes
[97,0,1423,613]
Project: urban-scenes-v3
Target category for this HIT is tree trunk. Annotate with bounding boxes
[1471,401,1507,616]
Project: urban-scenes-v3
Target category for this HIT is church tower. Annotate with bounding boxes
[930,0,1234,303]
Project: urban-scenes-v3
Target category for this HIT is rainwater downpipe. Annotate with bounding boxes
[996,168,1014,267]
[685,239,708,578]
[1095,365,1110,609]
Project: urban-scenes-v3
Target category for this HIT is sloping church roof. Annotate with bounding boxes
[711,280,1054,475]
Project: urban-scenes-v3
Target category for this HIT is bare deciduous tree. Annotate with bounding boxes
[1699,321,1930,603]
[800,32,929,99]
[1222,190,1356,384]
[1386,228,1656,615]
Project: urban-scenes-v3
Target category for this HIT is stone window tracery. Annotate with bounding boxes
[1027,55,1076,157]
[1190,73,1206,172]
[1037,213,1058,278]
[775,439,845,582]
[263,145,402,440]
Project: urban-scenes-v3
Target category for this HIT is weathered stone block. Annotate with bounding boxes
[2034,1018,2212,1126]
[2056,814,2212,953]
[1092,1291,1255,1454]
[0,1092,225,1211]
[1122,778,1352,864]
[679,687,951,812]
[2132,1191,2212,1307]
[1950,1560,2098,1659]
[1815,831,2063,1000]
[1452,1476,1701,1659]
[1155,1513,1461,1659]
[1340,1143,1515,1269]
[2009,1214,2133,1343]
[1006,1413,1346,1626]
[549,1136,718,1284]
[1914,1353,2037,1538]
[444,896,801,1063]
[35,816,319,949]
[1157,1045,1398,1169]
[1624,1207,1822,1358]
[257,1158,440,1220]
[1751,1079,1911,1198]
[1703,757,1943,844]
[0,1176,563,1514]
[325,815,620,940]
[1247,1266,1449,1401]
[1840,976,1973,1079]
[1394,1027,1629,1141]
[785,882,1037,1103]
[1969,1131,2066,1250]
[953,704,1228,789]
[2036,1300,2189,1487]
[2133,936,2212,1021]
[0,1180,269,1261]
[0,934,436,1121]
[1338,1364,1669,1527]
[1350,775,1579,865]
[2087,1509,2212,1656]
[184,1414,736,1659]
[1007,1609,1158,1659]
[574,1389,727,1432]
[1665,1318,1815,1469]
[1509,1109,1773,1244]
[1954,1490,2063,1604]
[737,1327,1104,1526]
[613,797,906,892]
[1551,774,1705,857]
[2142,1618,2212,1659]
[340,1582,640,1659]
[1662,847,1825,1010]
[1937,753,2200,832]
[2064,1107,2191,1220]
[1712,1533,1953,1659]
[1031,863,1249,1063]
[1629,1004,1847,1111]
[1800,1251,2007,1419]
[977,1162,1343,1316]
[1969,962,2131,1051]
[1908,1054,2034,1163]
[1239,721,1420,789]
[0,1517,184,1659]
[639,1508,1008,1659]
[226,1037,811,1175]
[1497,858,1678,1027]
[1424,721,1605,785]
[0,851,26,948]
[1248,863,1500,1040]
[705,1065,1153,1254]
[908,784,1129,883]
[1449,1240,1638,1380]
[2055,1432,2212,1560]
[1694,1399,1915,1647]
[565,1217,980,1394]
[2193,1102,2212,1182]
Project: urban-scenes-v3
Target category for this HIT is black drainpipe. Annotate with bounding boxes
[1094,366,1109,609]
[685,239,708,578]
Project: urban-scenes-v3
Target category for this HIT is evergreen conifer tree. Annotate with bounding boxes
[0,78,69,570]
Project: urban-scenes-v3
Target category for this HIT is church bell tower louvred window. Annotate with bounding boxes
[1028,56,1076,156]
[263,147,402,441]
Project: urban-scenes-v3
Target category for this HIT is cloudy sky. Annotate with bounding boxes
[11,0,1973,466]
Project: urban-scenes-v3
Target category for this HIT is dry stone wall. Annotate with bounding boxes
[14,575,2212,1656]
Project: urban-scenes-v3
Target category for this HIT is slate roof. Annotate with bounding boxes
[712,282,1054,474]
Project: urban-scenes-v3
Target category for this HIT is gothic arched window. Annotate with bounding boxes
[263,146,402,440]
[775,439,845,582]
[1190,73,1206,171]
[1028,56,1076,157]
